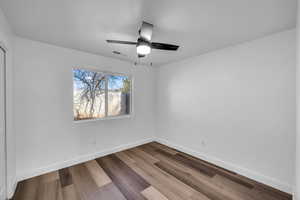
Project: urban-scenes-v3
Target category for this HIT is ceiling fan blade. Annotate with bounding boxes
[151,42,179,51]
[106,40,137,45]
[139,21,153,41]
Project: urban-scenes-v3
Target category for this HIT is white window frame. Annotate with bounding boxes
[72,67,134,123]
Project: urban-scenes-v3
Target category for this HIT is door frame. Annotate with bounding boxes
[0,43,8,200]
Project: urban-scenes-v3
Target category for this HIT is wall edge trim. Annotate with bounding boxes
[16,138,155,182]
[156,137,293,194]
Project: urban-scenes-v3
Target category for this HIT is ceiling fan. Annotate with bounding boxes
[106,21,179,58]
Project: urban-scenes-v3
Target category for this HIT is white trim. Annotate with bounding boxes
[0,45,7,200]
[12,137,293,198]
[7,178,18,199]
[73,114,132,123]
[72,67,134,122]
[156,138,293,194]
[17,138,155,182]
[0,42,8,52]
[0,188,4,200]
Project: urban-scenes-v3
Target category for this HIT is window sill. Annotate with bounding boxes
[73,114,132,124]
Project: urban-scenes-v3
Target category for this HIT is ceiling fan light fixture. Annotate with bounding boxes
[137,41,151,55]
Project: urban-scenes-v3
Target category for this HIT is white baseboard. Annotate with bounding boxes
[0,188,4,200]
[7,178,18,199]
[13,137,293,198]
[156,138,293,194]
[17,138,155,182]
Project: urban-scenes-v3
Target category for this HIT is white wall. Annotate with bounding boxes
[14,37,156,180]
[8,17,297,198]
[295,2,300,199]
[0,7,16,198]
[156,29,296,193]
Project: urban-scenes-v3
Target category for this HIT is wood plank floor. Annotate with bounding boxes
[12,142,292,200]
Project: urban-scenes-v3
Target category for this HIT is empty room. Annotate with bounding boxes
[1,0,300,199]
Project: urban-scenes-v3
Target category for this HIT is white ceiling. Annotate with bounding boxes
[0,0,297,66]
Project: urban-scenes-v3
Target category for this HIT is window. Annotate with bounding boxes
[73,69,132,121]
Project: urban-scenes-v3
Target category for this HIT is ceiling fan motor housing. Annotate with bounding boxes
[137,37,151,46]
[137,37,151,55]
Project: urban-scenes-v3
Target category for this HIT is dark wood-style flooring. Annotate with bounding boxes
[12,142,292,200]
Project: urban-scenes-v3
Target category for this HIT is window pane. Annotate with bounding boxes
[73,69,106,120]
[107,75,131,117]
